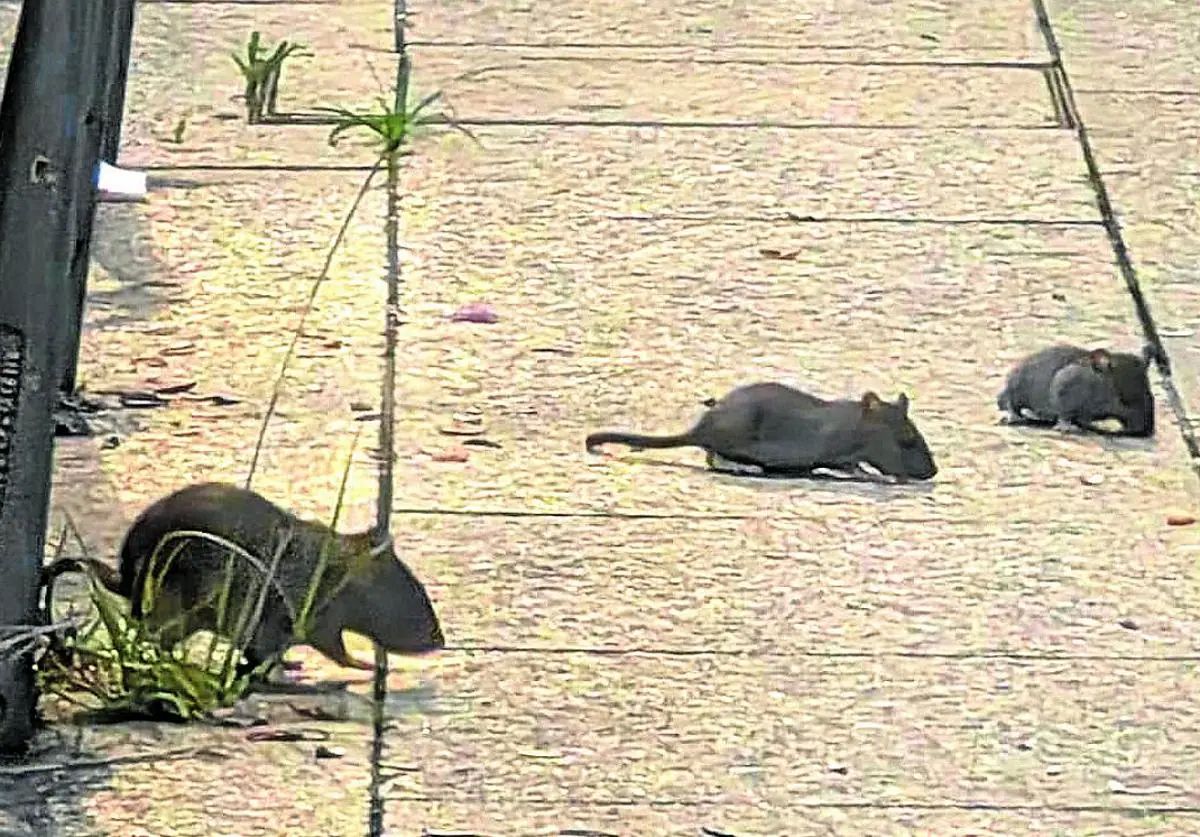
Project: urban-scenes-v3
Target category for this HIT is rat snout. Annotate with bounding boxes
[1120,395,1155,438]
[900,444,937,481]
[427,618,445,650]
[384,615,444,656]
[902,459,937,481]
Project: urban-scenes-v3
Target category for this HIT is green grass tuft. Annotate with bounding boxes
[232,30,308,123]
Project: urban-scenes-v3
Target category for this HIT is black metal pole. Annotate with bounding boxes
[0,0,120,754]
[58,0,138,396]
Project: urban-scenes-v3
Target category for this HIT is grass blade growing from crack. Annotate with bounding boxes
[244,158,384,490]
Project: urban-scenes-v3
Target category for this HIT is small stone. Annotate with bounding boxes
[1167,514,1196,526]
[314,745,345,760]
[1080,474,1105,486]
[826,762,848,775]
[1119,618,1139,630]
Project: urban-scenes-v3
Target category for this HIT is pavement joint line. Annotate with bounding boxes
[97,174,1108,229]
[365,5,410,833]
[442,646,1200,663]
[389,508,1078,528]
[1041,65,1074,129]
[613,213,1104,226]
[1031,0,1200,478]
[126,163,381,173]
[1075,87,1200,97]
[407,40,1029,53]
[430,118,1066,132]
[385,796,1200,814]
[466,55,1054,70]
[256,113,1064,131]
[140,0,334,4]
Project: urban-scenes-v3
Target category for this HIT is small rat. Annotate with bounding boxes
[997,344,1157,437]
[586,382,937,481]
[41,483,444,679]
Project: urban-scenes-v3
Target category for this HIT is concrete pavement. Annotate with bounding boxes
[1,0,1199,834]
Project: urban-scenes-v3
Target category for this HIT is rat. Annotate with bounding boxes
[997,344,1157,437]
[585,382,937,481]
[41,482,444,681]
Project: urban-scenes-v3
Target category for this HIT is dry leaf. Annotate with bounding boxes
[431,446,470,463]
[450,302,499,323]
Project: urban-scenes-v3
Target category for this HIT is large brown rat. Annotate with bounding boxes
[586,382,937,481]
[997,344,1156,437]
[41,483,443,679]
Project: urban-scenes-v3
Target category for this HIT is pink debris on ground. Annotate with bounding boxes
[450,302,499,323]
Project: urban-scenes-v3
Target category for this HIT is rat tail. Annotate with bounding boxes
[39,557,128,627]
[585,430,697,453]
[40,557,126,596]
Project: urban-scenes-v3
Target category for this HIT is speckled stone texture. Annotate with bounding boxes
[0,0,1198,834]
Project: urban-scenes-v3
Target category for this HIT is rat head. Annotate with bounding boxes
[1090,348,1155,437]
[859,392,937,481]
[345,538,444,655]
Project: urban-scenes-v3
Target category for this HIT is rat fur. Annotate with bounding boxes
[586,382,937,481]
[997,344,1156,437]
[41,483,443,678]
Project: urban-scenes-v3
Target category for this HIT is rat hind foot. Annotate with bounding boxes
[1052,418,1086,435]
[706,451,765,476]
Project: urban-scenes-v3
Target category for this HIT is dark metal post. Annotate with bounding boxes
[0,0,126,754]
[59,0,138,395]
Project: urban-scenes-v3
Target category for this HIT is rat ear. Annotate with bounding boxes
[1088,349,1112,371]
[860,391,884,413]
[896,393,909,414]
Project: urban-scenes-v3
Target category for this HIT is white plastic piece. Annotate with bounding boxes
[95,161,148,201]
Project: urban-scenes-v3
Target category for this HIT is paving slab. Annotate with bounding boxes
[0,2,15,80]
[402,515,1200,657]
[118,0,393,169]
[398,125,1095,220]
[411,0,1044,59]
[386,653,1200,809]
[65,205,1195,524]
[51,171,392,554]
[1059,90,1200,439]
[10,720,375,836]
[413,48,1058,127]
[1046,0,1200,90]
[393,800,1200,837]
[377,217,1188,519]
[8,0,1200,832]
[1047,0,1200,430]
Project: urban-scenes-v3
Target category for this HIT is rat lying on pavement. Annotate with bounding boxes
[997,344,1157,437]
[41,482,444,681]
[586,382,937,482]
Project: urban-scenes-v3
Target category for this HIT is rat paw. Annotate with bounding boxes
[1052,419,1085,435]
[707,452,764,476]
